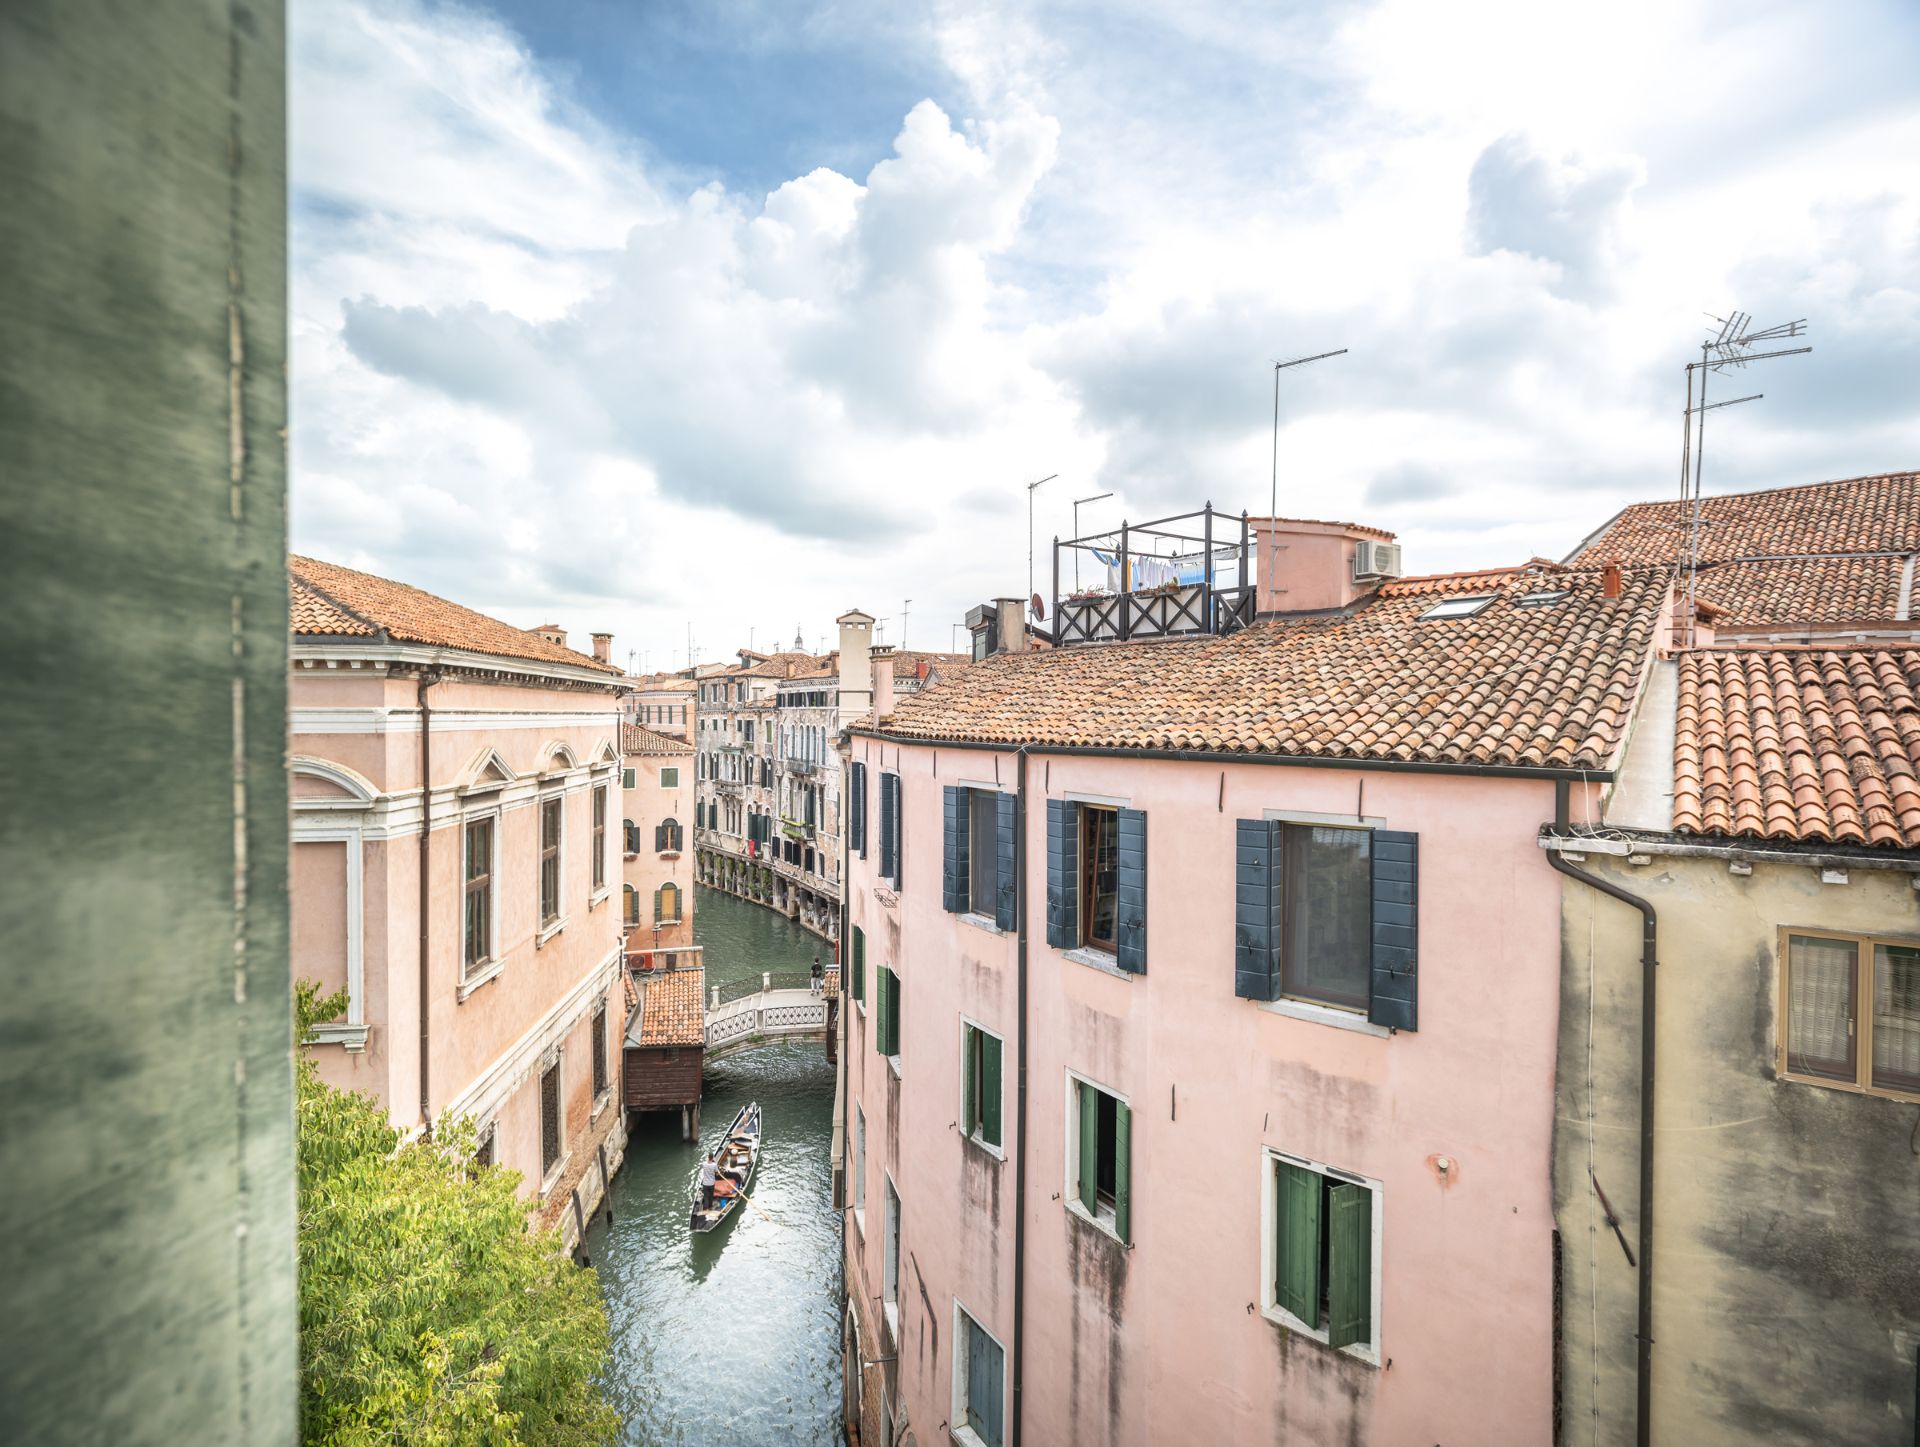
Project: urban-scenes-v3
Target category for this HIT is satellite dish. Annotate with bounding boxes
[1030,593,1047,621]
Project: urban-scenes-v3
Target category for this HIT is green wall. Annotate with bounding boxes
[0,2,296,1440]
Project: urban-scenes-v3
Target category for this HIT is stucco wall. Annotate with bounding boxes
[0,2,297,1439]
[1555,851,1920,1445]
[623,749,694,948]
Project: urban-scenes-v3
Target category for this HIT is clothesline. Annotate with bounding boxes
[1090,544,1242,591]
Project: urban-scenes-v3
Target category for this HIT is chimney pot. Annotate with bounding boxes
[870,645,896,721]
[591,632,613,664]
[1603,558,1622,600]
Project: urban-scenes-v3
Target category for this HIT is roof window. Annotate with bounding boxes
[1514,590,1570,607]
[1418,595,1498,621]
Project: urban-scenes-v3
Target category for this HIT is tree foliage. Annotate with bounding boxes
[296,982,620,1445]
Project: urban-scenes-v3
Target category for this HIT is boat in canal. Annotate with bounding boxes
[689,1100,761,1235]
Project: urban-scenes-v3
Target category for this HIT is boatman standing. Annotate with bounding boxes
[698,1151,718,1211]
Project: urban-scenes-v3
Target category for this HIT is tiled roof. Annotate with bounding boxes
[866,565,1667,770]
[1674,648,1920,847]
[1693,555,1909,628]
[1573,471,1920,567]
[622,724,692,756]
[289,557,623,674]
[889,650,971,678]
[1268,515,1397,540]
[632,968,705,1048]
[631,674,696,692]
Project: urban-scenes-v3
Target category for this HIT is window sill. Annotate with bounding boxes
[852,1205,866,1239]
[965,1131,1005,1162]
[960,912,1005,937]
[305,1022,370,1052]
[1065,947,1131,981]
[536,917,567,948]
[589,886,610,909]
[1064,1196,1128,1246]
[1258,996,1389,1038]
[458,959,505,1002]
[658,850,682,860]
[1259,1302,1379,1367]
[540,1152,572,1199]
[886,1054,902,1080]
[592,1090,611,1122]
[883,1302,900,1345]
[1779,1069,1920,1104]
[952,1423,994,1447]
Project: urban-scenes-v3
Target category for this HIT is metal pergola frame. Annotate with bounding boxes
[1051,503,1253,646]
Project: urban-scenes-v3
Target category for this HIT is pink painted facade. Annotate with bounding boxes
[841,735,1602,1446]
[290,651,630,1247]
[622,726,695,950]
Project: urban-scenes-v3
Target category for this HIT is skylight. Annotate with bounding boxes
[1418,595,1497,620]
[1514,590,1570,607]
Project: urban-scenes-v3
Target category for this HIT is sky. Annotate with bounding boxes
[288,0,1920,673]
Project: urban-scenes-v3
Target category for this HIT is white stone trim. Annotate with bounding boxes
[457,803,505,991]
[291,799,367,1041]
[292,640,628,690]
[1063,1067,1129,1244]
[289,754,379,805]
[950,1297,1008,1447]
[1258,995,1391,1038]
[441,944,622,1131]
[290,706,620,736]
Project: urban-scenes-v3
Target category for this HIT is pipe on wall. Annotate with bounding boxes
[417,670,439,1128]
[1549,780,1657,1447]
[1011,744,1030,1447]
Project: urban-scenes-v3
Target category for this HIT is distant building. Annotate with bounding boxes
[621,723,694,951]
[626,670,696,738]
[288,556,629,1255]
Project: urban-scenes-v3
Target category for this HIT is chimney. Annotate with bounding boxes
[994,597,1029,653]
[591,632,613,664]
[870,644,896,721]
[1603,557,1622,600]
[1249,518,1399,614]
[837,609,875,715]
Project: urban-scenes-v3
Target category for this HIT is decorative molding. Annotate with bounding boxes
[290,706,621,736]
[291,822,365,1028]
[292,640,629,691]
[442,945,622,1132]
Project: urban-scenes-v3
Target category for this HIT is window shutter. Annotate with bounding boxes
[1275,1161,1321,1324]
[962,1026,978,1137]
[943,785,968,913]
[1369,830,1418,1031]
[851,926,865,1002]
[1046,799,1080,950]
[981,1032,1003,1147]
[1115,808,1148,973]
[982,1323,1005,1447]
[994,791,1018,932]
[851,761,868,855]
[887,967,901,1057]
[890,773,904,889]
[1113,1098,1132,1242]
[654,821,665,852]
[1234,819,1282,999]
[1327,1182,1372,1350]
[1077,1082,1098,1214]
[875,968,892,1055]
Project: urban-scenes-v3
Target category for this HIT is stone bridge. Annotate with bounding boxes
[703,969,838,1061]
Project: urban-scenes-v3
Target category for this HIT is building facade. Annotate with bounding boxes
[626,670,695,738]
[838,513,1672,1447]
[288,557,630,1254]
[622,723,694,951]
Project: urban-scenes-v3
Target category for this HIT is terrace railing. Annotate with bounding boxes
[1053,503,1254,647]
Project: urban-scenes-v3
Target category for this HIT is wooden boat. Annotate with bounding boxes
[689,1101,761,1235]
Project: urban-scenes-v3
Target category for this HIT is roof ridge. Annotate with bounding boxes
[290,563,387,642]
[1625,468,1918,511]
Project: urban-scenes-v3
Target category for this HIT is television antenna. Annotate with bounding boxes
[1270,350,1347,518]
[1678,312,1810,645]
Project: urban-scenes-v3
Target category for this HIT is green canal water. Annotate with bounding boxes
[586,886,842,1445]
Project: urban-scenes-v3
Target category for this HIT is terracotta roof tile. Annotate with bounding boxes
[289,556,622,674]
[1691,555,1908,628]
[867,565,1666,771]
[1674,647,1920,846]
[622,724,693,756]
[634,967,705,1047]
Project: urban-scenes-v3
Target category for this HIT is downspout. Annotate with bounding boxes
[1010,745,1030,1447]
[417,670,438,1129]
[1548,780,1656,1447]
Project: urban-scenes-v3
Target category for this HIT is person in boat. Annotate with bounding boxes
[698,1151,718,1211]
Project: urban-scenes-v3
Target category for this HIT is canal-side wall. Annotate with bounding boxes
[539,1090,628,1257]
[695,841,841,947]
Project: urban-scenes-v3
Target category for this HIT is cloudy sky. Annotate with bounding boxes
[289,0,1920,672]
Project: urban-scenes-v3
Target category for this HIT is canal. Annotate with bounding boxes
[586,886,842,1445]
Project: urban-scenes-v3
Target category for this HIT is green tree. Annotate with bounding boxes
[295,982,620,1445]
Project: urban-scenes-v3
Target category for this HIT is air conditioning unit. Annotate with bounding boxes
[1352,540,1403,580]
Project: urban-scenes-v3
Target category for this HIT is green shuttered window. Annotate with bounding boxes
[850,926,865,1003]
[850,760,868,855]
[962,1023,1003,1149]
[875,966,901,1058]
[1070,1077,1130,1243]
[1271,1154,1374,1355]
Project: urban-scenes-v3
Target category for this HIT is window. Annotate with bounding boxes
[874,965,901,1060]
[657,881,681,923]
[952,1304,1006,1447]
[591,785,608,891]
[656,817,683,854]
[853,1106,867,1229]
[1080,805,1119,952]
[883,1177,901,1335]
[1066,1074,1130,1241]
[1262,1150,1378,1360]
[624,818,640,855]
[850,926,866,1004]
[473,1125,495,1171]
[592,1004,609,1100]
[539,796,562,926]
[968,791,999,916]
[1781,931,1920,1098]
[463,817,493,972]
[624,883,639,927]
[660,766,680,788]
[540,1060,562,1179]
[1417,594,1496,620]
[878,772,902,889]
[622,767,636,789]
[962,1022,1003,1149]
[1283,825,1373,1010]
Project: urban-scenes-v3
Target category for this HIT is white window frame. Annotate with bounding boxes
[952,1289,1013,1443]
[536,788,568,946]
[882,1172,901,1340]
[852,1105,867,1235]
[458,803,505,1000]
[589,781,613,908]
[294,824,368,1049]
[1062,1068,1128,1242]
[1258,1146,1384,1366]
[959,1015,1006,1160]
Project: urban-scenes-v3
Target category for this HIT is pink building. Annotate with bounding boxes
[622,723,695,952]
[289,557,630,1251]
[838,512,1675,1446]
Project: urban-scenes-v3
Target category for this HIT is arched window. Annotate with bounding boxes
[624,818,640,855]
[656,817,683,854]
[623,883,639,926]
[656,882,681,923]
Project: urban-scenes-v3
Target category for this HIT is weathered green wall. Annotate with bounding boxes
[0,3,295,1441]
[1555,851,1920,1446]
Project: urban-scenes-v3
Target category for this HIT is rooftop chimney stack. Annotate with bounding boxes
[591,632,613,664]
[837,609,876,715]
[1603,557,1622,600]
[870,644,896,721]
[994,597,1029,653]
[1250,518,1400,615]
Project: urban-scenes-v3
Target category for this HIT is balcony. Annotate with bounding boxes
[784,756,819,776]
[1053,503,1254,647]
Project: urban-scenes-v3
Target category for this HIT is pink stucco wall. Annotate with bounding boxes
[622,748,694,949]
[843,736,1593,1446]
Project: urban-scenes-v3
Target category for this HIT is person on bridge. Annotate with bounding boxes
[810,955,824,995]
[698,1152,718,1211]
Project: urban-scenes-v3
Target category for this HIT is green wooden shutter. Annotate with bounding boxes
[1113,1098,1132,1242]
[874,968,891,1055]
[851,926,865,1002]
[1275,1161,1321,1324]
[1327,1182,1372,1349]
[943,785,968,912]
[887,967,901,1058]
[1369,830,1418,1031]
[1115,808,1148,973]
[962,1025,979,1136]
[981,1032,1003,1147]
[1046,799,1080,950]
[1077,1082,1098,1213]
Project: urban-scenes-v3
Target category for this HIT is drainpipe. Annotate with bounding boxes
[1011,745,1030,1447]
[418,670,439,1129]
[1548,780,1656,1447]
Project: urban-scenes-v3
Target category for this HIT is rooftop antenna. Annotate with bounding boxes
[1270,350,1347,519]
[1073,491,1114,590]
[1026,474,1058,605]
[901,599,912,652]
[1679,312,1810,645]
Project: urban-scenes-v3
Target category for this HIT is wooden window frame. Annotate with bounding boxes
[1078,804,1119,955]
[591,1003,609,1102]
[950,1298,1008,1447]
[538,795,564,928]
[1063,1069,1130,1243]
[591,785,608,892]
[462,815,494,975]
[1278,822,1373,1014]
[1777,926,1920,1101]
[539,1058,564,1184]
[659,765,680,789]
[1259,1146,1382,1365]
[960,1018,1004,1156]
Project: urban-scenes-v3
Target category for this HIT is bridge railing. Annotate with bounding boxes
[708,971,820,1010]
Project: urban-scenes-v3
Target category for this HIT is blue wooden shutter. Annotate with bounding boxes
[1234,819,1282,999]
[1275,1161,1321,1324]
[994,790,1018,932]
[851,761,867,855]
[1046,799,1080,950]
[878,773,898,884]
[1369,830,1418,1031]
[1115,808,1148,973]
[943,785,968,912]
[886,773,903,889]
[1327,1182,1372,1349]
